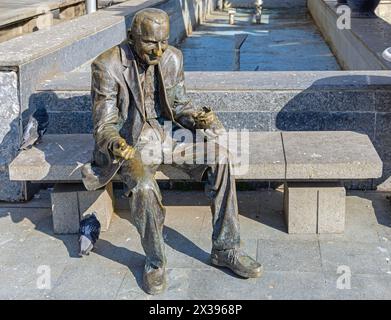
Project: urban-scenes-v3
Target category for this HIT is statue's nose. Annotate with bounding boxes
[153,42,163,57]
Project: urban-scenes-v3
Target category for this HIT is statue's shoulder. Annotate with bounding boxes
[93,46,121,67]
[165,45,183,58]
[162,45,183,70]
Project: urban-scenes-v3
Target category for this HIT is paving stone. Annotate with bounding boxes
[1,190,391,299]
[116,268,191,300]
[256,239,322,272]
[163,202,208,242]
[49,263,127,299]
[362,192,391,242]
[188,269,262,300]
[308,0,391,70]
[251,271,327,300]
[323,273,391,299]
[320,193,380,243]
[164,228,211,269]
[319,240,391,275]
[0,262,66,300]
[192,237,259,270]
[181,8,339,72]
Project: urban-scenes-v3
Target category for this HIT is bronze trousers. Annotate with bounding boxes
[119,126,241,268]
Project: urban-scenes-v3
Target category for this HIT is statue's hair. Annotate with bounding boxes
[130,8,169,37]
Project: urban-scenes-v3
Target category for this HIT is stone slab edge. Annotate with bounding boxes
[308,0,391,70]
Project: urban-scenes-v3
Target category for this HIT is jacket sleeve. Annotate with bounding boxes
[91,57,121,156]
[171,52,223,131]
[171,52,203,130]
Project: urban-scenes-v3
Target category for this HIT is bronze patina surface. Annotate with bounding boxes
[82,8,262,295]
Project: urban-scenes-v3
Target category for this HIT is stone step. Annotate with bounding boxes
[33,69,391,146]
[31,69,391,190]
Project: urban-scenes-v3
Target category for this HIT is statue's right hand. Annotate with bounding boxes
[112,138,135,160]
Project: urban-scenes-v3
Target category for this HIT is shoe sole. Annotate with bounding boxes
[211,257,263,279]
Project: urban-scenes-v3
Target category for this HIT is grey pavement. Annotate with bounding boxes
[1,189,391,299]
[180,8,341,71]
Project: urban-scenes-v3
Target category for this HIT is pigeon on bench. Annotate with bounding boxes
[20,106,49,150]
[79,213,101,257]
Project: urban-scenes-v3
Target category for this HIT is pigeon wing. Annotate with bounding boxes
[20,116,39,150]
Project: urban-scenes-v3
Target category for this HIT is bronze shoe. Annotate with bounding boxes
[211,248,263,278]
[143,264,167,295]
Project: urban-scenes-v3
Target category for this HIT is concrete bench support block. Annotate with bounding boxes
[51,183,114,234]
[78,183,114,232]
[284,181,346,234]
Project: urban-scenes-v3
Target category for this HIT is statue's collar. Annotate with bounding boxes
[119,41,149,72]
[119,41,135,67]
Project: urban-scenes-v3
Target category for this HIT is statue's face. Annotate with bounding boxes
[133,18,169,65]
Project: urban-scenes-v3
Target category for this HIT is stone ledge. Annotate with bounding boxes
[308,0,391,70]
[0,0,167,67]
[0,0,85,28]
[37,70,391,92]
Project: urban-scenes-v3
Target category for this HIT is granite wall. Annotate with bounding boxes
[33,71,391,191]
[0,71,24,201]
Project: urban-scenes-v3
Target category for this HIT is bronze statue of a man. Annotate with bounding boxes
[82,8,262,295]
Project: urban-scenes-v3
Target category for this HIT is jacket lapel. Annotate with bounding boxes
[119,42,145,120]
[157,62,175,122]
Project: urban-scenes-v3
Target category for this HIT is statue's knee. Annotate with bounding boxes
[133,178,159,198]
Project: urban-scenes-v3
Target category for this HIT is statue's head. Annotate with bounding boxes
[129,8,170,65]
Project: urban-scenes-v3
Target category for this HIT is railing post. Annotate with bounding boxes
[86,0,97,14]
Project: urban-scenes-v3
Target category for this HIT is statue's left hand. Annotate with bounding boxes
[193,107,221,129]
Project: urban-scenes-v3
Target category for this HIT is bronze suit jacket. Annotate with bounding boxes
[82,41,201,191]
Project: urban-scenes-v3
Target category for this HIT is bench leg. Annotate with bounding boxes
[78,183,114,232]
[284,181,346,234]
[51,183,114,234]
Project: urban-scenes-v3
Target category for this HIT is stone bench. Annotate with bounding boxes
[9,131,383,234]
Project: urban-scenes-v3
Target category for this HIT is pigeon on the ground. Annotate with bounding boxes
[20,106,49,150]
[79,213,101,257]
